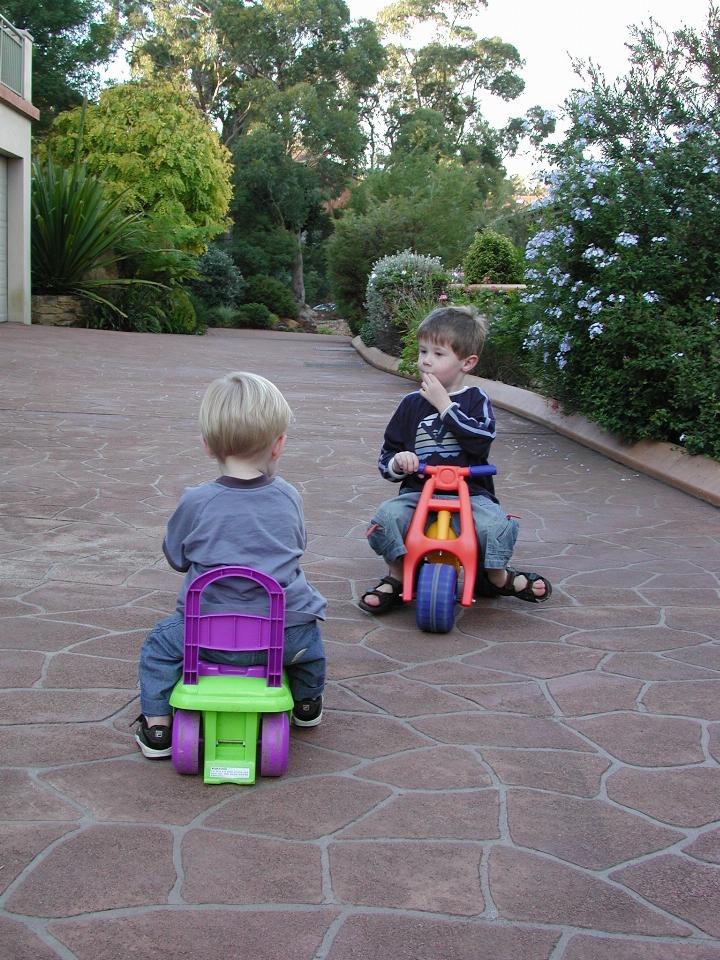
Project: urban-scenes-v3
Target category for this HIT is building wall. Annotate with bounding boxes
[0,155,7,322]
[0,29,36,324]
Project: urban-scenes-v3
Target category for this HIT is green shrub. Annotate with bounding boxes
[121,239,198,287]
[522,139,720,458]
[190,246,245,308]
[363,250,448,356]
[230,228,297,280]
[163,288,198,334]
[477,298,535,387]
[243,275,298,319]
[206,304,242,328]
[234,302,275,329]
[326,151,507,331]
[463,230,524,284]
[86,285,200,334]
[459,290,535,386]
[43,80,232,255]
[187,290,210,326]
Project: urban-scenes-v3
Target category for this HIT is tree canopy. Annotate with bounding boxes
[130,0,385,300]
[25,0,548,312]
[3,0,139,130]
[43,80,232,254]
[132,0,385,154]
[370,0,552,165]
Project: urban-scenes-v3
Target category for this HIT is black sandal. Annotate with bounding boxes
[358,575,404,614]
[488,568,552,604]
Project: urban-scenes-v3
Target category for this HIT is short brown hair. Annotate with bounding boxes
[199,371,292,461]
[416,305,488,359]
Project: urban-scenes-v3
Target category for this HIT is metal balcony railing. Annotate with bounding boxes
[0,13,25,97]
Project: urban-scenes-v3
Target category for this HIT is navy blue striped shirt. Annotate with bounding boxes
[378,385,497,500]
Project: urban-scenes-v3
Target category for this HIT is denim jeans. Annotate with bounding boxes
[367,491,519,570]
[138,612,326,716]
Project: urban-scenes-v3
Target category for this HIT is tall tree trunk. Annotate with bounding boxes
[291,229,305,305]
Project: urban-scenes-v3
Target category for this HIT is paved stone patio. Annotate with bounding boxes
[1,322,719,960]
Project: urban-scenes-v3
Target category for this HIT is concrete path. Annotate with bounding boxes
[1,322,719,960]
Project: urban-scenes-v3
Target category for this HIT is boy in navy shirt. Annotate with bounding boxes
[135,372,326,758]
[359,305,551,613]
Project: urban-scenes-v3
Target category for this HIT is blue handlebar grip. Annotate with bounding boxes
[469,464,497,477]
[418,463,426,475]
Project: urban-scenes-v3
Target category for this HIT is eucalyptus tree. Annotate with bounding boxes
[133,0,385,302]
[372,0,553,164]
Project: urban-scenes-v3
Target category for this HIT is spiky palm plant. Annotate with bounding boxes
[31,153,154,314]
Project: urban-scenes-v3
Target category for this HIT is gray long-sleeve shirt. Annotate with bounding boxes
[163,474,327,626]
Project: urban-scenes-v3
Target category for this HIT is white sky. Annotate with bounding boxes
[348,0,714,180]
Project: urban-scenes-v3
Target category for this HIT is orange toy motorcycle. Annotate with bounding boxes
[403,462,497,632]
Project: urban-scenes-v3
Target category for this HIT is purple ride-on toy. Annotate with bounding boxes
[169,566,293,785]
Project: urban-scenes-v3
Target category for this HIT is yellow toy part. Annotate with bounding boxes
[425,509,461,569]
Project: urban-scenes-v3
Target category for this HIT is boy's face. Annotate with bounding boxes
[417,338,476,393]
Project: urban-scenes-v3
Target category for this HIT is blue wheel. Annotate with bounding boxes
[416,563,457,633]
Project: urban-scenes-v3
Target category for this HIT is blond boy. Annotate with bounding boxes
[135,372,326,757]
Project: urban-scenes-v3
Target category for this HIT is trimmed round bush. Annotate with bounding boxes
[363,249,447,355]
[233,302,275,329]
[463,230,524,284]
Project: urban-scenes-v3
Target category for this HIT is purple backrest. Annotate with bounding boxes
[183,566,285,688]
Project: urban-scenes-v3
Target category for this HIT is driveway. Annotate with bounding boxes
[1,322,719,960]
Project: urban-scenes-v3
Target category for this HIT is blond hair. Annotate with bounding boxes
[199,371,292,461]
[416,305,488,359]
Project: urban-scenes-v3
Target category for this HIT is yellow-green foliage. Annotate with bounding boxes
[44,81,232,254]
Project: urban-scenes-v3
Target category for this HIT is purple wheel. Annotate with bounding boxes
[172,709,202,775]
[258,712,289,777]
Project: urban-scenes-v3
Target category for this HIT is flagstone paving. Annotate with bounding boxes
[1,321,719,960]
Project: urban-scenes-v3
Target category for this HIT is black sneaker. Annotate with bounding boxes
[292,696,323,728]
[133,715,172,759]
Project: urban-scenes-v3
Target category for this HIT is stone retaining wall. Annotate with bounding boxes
[31,294,86,327]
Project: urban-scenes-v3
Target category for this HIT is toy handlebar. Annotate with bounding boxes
[417,463,497,477]
[468,464,497,477]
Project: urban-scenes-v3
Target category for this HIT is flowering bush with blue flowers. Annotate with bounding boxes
[521,10,720,459]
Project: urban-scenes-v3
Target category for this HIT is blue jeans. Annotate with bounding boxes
[367,491,519,570]
[138,613,326,716]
